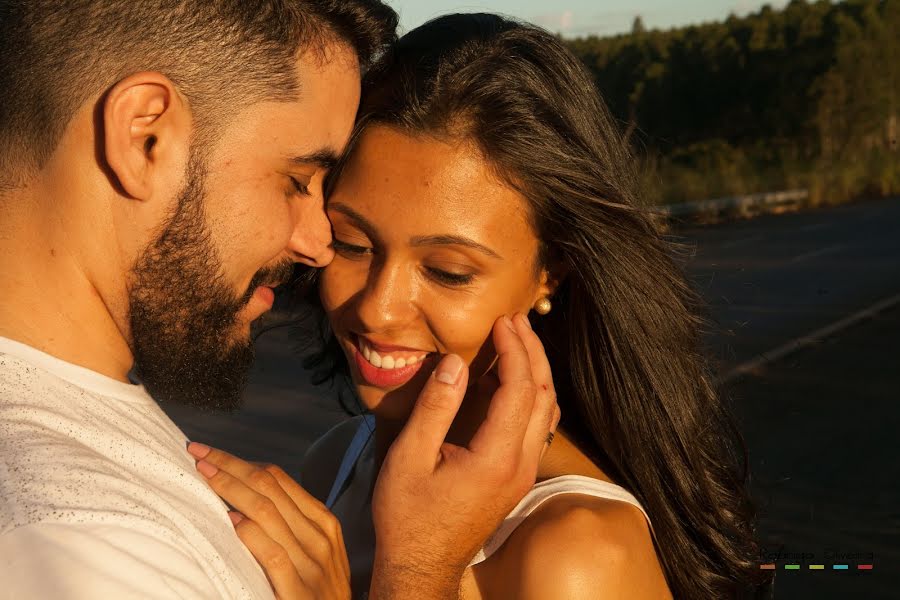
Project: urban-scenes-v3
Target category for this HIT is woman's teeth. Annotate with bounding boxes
[359,338,427,370]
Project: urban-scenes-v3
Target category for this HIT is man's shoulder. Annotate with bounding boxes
[0,428,273,598]
[0,358,128,533]
[0,383,190,538]
[0,349,87,416]
[0,520,222,598]
[0,349,53,391]
[0,423,145,534]
[0,352,273,598]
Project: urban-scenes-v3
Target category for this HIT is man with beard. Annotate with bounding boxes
[0,2,559,599]
[127,153,299,411]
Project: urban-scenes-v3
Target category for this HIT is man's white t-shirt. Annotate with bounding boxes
[0,336,274,599]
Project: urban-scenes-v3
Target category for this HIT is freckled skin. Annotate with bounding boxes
[320,126,553,421]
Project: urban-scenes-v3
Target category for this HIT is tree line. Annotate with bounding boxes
[565,0,899,204]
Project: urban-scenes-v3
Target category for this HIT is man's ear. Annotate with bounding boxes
[103,72,190,200]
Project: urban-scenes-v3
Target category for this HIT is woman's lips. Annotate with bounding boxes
[352,336,431,388]
[353,347,430,388]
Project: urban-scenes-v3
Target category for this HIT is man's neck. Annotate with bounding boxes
[0,189,134,382]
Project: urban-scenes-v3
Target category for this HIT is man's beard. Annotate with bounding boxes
[128,156,293,411]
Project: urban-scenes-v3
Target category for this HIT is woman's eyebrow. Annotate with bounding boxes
[410,235,502,259]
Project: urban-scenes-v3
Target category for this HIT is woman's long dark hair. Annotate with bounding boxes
[313,13,772,598]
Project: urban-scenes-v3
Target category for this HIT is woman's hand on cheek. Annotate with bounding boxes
[369,313,560,600]
[186,443,351,600]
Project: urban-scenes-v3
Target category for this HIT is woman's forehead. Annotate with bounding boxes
[334,126,534,237]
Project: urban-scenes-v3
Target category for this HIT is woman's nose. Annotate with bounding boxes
[355,261,417,332]
[288,196,335,268]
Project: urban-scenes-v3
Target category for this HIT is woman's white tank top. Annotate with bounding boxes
[469,474,653,566]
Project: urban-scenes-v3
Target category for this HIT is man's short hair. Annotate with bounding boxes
[0,0,398,189]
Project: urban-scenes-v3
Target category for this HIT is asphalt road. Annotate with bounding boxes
[727,301,899,599]
[165,197,900,599]
[678,197,900,375]
[673,197,900,599]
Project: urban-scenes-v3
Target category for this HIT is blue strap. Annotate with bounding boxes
[325,415,375,509]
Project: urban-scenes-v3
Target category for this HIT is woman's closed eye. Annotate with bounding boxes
[332,238,372,257]
[424,266,475,287]
[332,235,477,287]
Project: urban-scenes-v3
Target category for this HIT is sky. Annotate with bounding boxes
[384,0,789,37]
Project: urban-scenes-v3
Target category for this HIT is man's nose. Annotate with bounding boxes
[288,196,335,267]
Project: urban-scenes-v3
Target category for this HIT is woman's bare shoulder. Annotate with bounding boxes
[479,493,672,600]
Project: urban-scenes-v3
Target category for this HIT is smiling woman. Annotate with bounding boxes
[298,12,773,600]
[321,128,548,420]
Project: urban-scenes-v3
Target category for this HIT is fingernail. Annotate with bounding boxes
[434,354,465,385]
[187,442,211,459]
[228,511,244,526]
[502,315,516,332]
[196,459,219,478]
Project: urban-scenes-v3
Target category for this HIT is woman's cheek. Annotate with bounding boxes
[319,262,356,312]
[431,302,497,365]
[318,270,338,312]
[436,280,533,371]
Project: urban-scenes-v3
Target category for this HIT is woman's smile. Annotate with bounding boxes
[349,334,435,388]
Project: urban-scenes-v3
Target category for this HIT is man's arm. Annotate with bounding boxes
[369,314,560,599]
[0,523,223,599]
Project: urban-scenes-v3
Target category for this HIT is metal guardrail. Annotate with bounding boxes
[656,189,809,221]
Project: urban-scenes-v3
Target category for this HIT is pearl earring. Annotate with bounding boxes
[534,297,552,315]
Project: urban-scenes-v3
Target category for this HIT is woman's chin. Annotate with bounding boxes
[356,385,419,422]
[350,353,436,422]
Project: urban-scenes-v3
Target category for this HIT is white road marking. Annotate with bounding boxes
[718,291,900,385]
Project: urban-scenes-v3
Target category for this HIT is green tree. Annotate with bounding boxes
[632,16,646,35]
